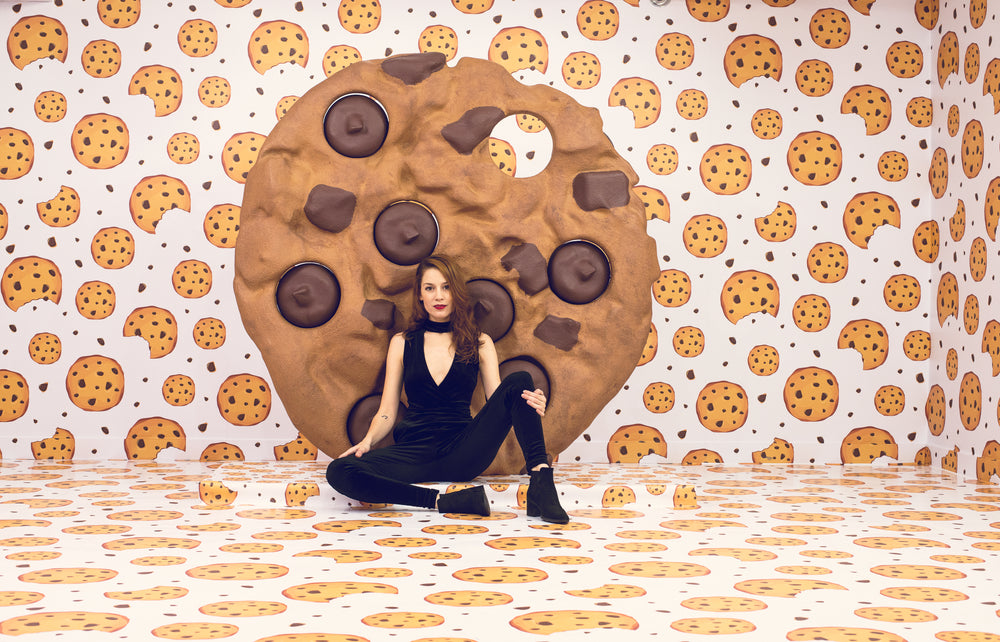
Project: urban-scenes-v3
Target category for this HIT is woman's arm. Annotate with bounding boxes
[339,333,405,458]
[478,333,502,399]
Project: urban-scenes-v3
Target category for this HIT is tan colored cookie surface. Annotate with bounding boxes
[234,55,656,472]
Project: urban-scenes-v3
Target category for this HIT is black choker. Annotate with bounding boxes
[424,319,452,333]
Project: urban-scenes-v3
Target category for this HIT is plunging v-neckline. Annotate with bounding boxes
[423,334,456,387]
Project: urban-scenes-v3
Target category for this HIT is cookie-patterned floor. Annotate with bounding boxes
[1,460,998,641]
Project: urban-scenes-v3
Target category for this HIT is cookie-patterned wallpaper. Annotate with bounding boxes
[0,0,997,481]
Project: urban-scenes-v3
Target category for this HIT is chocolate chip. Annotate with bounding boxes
[573,170,630,211]
[441,106,505,154]
[373,201,438,265]
[303,184,356,233]
[548,241,611,304]
[361,299,396,330]
[533,315,580,351]
[276,263,341,328]
[381,52,447,85]
[323,94,388,158]
[501,243,549,295]
[466,279,514,340]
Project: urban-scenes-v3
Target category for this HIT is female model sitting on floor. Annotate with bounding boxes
[326,254,569,523]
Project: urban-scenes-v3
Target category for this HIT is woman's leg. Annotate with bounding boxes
[439,370,550,480]
[325,443,440,509]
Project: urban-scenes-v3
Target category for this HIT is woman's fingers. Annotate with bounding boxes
[522,389,546,416]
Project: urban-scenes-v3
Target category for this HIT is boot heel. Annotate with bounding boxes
[526,499,539,517]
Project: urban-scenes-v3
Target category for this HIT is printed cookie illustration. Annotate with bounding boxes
[177,18,218,57]
[81,39,122,78]
[217,374,271,426]
[837,319,888,370]
[249,21,309,73]
[912,220,940,262]
[338,0,381,34]
[959,372,982,431]
[31,427,76,460]
[699,144,751,195]
[488,27,548,73]
[696,381,748,433]
[752,437,793,463]
[721,271,778,323]
[128,65,182,116]
[874,385,905,416]
[511,611,638,634]
[561,51,601,89]
[609,77,660,127]
[6,15,68,69]
[198,76,231,107]
[840,85,891,135]
[36,185,80,227]
[91,227,135,269]
[656,33,694,70]
[577,1,619,41]
[886,40,923,78]
[71,113,129,169]
[784,367,839,422]
[810,8,851,48]
[792,294,830,332]
[28,332,62,364]
[750,108,782,139]
[840,427,898,463]
[3,256,61,310]
[0,370,29,422]
[747,344,780,375]
[724,35,782,87]
[755,201,797,241]
[65,355,124,411]
[0,128,34,179]
[162,374,195,406]
[607,424,667,463]
[129,175,192,233]
[878,151,908,181]
[788,131,842,185]
[233,54,657,472]
[167,133,200,164]
[0,613,128,636]
[795,59,834,96]
[123,307,178,358]
[34,90,67,122]
[124,417,186,459]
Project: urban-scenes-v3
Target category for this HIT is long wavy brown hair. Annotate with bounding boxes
[405,254,481,364]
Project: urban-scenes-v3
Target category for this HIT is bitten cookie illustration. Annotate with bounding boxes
[234,53,658,472]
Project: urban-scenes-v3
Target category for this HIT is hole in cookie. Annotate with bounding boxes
[373,200,439,265]
[323,93,389,158]
[275,262,341,328]
[347,394,405,449]
[466,279,515,341]
[499,357,551,403]
[487,113,553,178]
[547,240,611,304]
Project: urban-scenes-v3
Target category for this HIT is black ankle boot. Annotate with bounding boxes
[526,466,569,524]
[437,485,490,516]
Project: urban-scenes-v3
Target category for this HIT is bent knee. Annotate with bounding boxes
[325,458,359,492]
[502,370,534,391]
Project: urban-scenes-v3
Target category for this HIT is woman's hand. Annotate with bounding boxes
[522,388,547,417]
[338,440,370,459]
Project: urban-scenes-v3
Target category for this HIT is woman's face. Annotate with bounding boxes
[420,267,452,322]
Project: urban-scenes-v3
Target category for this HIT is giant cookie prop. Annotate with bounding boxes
[234,53,658,474]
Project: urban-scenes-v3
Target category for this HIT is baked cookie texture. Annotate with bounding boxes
[235,53,658,473]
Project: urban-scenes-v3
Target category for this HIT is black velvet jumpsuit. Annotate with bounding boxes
[325,328,550,509]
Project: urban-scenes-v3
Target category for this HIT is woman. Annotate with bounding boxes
[326,254,568,523]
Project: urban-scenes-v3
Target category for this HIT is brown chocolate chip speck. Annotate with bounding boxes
[304,184,356,233]
[573,170,631,211]
[534,315,581,352]
[381,52,447,85]
[501,243,548,295]
[441,106,506,155]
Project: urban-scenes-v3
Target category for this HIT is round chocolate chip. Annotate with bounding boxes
[548,240,611,304]
[323,93,389,158]
[275,262,341,328]
[499,357,551,401]
[467,278,515,341]
[373,201,439,265]
[346,394,405,448]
